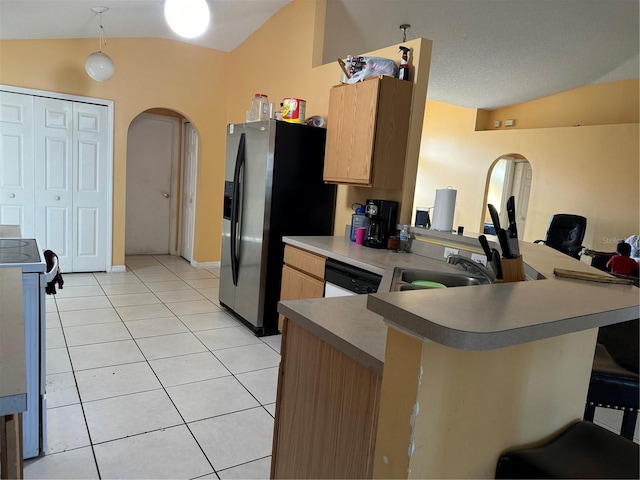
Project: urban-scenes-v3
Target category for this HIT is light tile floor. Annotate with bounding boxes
[18,254,640,478]
[26,255,281,480]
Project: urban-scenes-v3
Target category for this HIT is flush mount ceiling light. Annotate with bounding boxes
[85,6,114,82]
[164,0,210,38]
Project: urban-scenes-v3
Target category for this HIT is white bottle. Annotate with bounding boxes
[399,225,410,252]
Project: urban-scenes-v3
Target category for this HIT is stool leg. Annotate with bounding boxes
[620,410,638,440]
[584,403,596,422]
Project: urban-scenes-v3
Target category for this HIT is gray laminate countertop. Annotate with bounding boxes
[279,235,639,358]
[278,295,387,375]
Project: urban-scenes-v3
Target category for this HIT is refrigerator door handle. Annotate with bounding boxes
[230,133,246,286]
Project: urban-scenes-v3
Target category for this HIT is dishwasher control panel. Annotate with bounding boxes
[324,259,382,294]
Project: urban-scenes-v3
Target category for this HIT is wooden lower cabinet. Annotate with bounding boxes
[278,245,326,332]
[271,319,382,479]
[279,265,324,304]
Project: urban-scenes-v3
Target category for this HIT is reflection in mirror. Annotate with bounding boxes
[483,155,532,238]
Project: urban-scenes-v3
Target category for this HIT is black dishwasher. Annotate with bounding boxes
[324,258,382,296]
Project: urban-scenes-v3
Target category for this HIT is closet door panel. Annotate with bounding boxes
[43,206,69,257]
[73,102,108,271]
[34,97,73,271]
[0,92,35,235]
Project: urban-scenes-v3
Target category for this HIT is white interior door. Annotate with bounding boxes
[72,102,108,271]
[126,113,179,255]
[0,91,35,235]
[34,97,73,271]
[180,122,198,262]
[510,161,532,238]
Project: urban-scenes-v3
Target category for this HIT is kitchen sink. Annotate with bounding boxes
[391,267,491,291]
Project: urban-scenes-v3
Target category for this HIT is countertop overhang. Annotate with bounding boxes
[281,235,640,353]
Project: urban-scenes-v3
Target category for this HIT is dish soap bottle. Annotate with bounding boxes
[399,225,410,252]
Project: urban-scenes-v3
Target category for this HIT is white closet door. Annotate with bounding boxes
[0,91,35,236]
[34,97,73,271]
[72,102,108,272]
[180,122,198,262]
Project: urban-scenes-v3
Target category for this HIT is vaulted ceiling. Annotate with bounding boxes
[1,0,637,109]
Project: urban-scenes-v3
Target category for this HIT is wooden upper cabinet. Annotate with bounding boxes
[323,75,413,188]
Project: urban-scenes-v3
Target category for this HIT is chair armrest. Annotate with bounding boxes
[533,239,545,244]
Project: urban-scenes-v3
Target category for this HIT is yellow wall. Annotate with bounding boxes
[0,0,427,266]
[414,99,639,251]
[479,79,639,130]
[0,38,228,266]
[226,0,431,231]
[1,0,638,264]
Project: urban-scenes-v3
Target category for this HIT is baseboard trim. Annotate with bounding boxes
[192,260,220,269]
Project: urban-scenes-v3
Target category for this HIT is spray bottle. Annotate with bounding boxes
[398,46,410,81]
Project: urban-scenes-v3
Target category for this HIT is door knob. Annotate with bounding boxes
[54,195,61,201]
[163,193,170,198]
[8,193,15,198]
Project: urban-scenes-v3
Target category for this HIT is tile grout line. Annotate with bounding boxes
[44,256,278,478]
[50,276,103,479]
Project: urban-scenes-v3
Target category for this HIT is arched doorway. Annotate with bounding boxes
[483,155,532,238]
[125,109,199,262]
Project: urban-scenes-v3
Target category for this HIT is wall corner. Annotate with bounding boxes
[311,0,327,68]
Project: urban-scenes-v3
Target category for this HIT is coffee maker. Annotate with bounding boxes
[363,199,399,249]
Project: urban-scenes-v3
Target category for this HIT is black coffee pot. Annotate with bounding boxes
[364,199,398,249]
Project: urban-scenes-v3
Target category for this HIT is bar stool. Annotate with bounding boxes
[584,343,638,439]
[495,420,639,479]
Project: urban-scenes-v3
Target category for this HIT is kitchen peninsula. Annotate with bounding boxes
[272,232,640,479]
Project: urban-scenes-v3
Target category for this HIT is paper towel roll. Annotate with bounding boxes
[432,188,457,231]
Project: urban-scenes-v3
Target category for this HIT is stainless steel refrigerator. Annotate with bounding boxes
[219,120,336,336]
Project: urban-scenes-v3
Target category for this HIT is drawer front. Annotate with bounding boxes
[283,245,326,280]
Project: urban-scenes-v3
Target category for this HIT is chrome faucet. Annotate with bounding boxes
[446,254,495,283]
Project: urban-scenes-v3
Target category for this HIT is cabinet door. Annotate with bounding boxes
[370,78,413,189]
[279,264,325,331]
[324,78,380,185]
[283,245,325,280]
[280,264,325,302]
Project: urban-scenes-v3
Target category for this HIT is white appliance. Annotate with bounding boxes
[0,238,55,458]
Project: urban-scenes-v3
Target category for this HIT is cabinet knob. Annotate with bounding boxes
[163,193,170,198]
[8,193,15,198]
[54,195,61,201]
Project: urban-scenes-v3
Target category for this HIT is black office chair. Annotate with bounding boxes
[534,214,587,259]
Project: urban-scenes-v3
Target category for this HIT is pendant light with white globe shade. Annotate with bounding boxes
[85,7,114,82]
[164,0,210,38]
